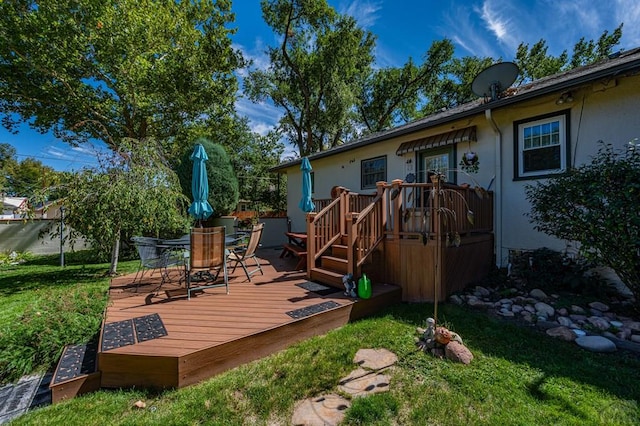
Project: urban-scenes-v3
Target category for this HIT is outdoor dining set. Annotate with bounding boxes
[130,222,265,300]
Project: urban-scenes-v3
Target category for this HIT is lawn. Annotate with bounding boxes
[0,251,138,384]
[3,252,640,425]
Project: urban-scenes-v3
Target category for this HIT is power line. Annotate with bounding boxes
[14,152,97,166]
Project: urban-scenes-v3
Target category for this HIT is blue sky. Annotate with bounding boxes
[4,0,640,171]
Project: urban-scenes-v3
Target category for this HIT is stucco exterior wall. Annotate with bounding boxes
[491,76,640,265]
[281,72,640,268]
[286,140,408,232]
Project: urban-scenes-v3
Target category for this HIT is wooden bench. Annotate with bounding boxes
[280,243,308,270]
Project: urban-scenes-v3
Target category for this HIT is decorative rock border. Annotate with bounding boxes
[450,286,640,354]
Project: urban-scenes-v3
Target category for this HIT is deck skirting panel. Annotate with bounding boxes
[178,303,352,388]
[99,353,180,389]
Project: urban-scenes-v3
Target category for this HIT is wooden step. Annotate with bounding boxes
[349,283,403,320]
[309,267,344,288]
[320,255,348,274]
[330,244,348,259]
[50,342,101,403]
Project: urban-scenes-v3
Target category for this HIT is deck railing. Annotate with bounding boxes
[385,179,493,239]
[308,196,342,264]
[308,180,493,271]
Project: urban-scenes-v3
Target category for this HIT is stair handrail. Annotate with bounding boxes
[307,190,344,268]
[346,182,387,275]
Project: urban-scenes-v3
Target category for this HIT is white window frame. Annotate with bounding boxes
[515,111,570,179]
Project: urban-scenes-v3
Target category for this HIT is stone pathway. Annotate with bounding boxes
[291,348,397,426]
[0,373,51,425]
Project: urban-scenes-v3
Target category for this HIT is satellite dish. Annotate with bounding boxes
[471,62,519,101]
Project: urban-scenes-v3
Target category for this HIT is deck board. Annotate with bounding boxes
[97,247,401,390]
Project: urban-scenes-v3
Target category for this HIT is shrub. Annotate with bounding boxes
[525,141,640,308]
[176,138,240,217]
[509,248,606,296]
[0,250,33,266]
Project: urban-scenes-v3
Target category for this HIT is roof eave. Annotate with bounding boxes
[270,54,640,173]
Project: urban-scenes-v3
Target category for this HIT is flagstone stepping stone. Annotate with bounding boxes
[338,367,391,397]
[353,348,397,370]
[291,394,350,426]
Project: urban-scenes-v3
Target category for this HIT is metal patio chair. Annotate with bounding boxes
[227,222,264,282]
[131,236,184,291]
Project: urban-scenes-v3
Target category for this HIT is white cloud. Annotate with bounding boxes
[440,4,500,58]
[234,40,271,77]
[71,143,100,156]
[476,0,521,54]
[235,97,281,136]
[614,0,640,48]
[250,122,275,137]
[339,0,382,29]
[45,146,71,159]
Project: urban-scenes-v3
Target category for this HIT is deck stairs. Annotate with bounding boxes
[309,236,371,289]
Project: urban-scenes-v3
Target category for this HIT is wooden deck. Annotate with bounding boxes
[92,247,401,392]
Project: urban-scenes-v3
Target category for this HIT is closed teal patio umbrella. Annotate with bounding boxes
[298,157,314,213]
[188,144,214,226]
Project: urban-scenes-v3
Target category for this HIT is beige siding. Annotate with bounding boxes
[283,72,640,267]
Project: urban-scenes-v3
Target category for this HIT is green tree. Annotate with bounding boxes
[421,55,494,115]
[63,139,190,274]
[0,0,242,156]
[176,138,239,218]
[233,130,286,213]
[192,116,285,211]
[245,0,375,156]
[515,24,622,84]
[6,158,56,197]
[570,24,623,68]
[358,40,454,132]
[0,143,17,194]
[525,141,640,308]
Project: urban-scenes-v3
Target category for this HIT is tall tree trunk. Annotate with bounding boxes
[109,228,121,276]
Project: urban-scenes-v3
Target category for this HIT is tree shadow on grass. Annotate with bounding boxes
[0,252,139,297]
[378,302,640,404]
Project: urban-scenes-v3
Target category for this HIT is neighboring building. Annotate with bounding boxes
[272,47,640,268]
[1,196,28,219]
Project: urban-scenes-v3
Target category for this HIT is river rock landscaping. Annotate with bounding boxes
[450,285,640,354]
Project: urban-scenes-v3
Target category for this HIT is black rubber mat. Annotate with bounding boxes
[286,301,341,319]
[52,342,98,385]
[101,314,168,351]
[101,319,135,351]
[296,281,341,296]
[133,313,168,343]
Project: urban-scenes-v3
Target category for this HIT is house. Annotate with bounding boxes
[271,48,640,301]
[1,196,28,219]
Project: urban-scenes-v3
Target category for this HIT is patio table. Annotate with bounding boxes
[159,234,244,250]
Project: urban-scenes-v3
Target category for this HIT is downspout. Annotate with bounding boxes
[485,109,503,268]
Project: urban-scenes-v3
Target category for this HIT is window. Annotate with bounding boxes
[418,146,456,183]
[514,111,570,179]
[310,171,315,194]
[361,156,386,189]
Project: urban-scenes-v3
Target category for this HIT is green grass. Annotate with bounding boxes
[3,253,640,425]
[0,251,139,383]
